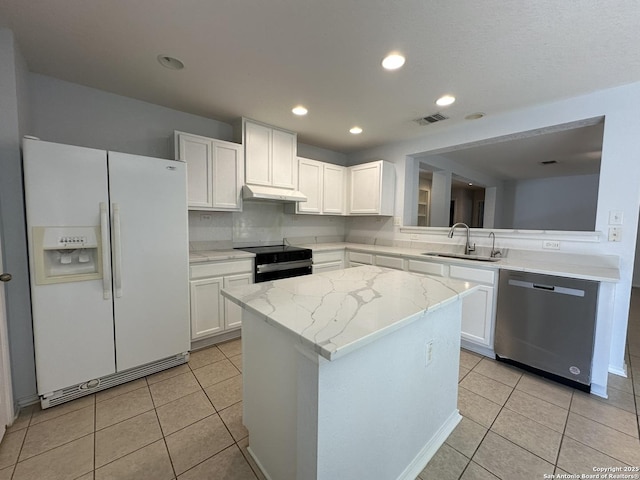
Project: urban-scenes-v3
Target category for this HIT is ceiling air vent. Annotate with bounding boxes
[415,113,449,126]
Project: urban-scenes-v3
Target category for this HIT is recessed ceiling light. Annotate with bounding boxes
[465,112,485,120]
[292,106,308,116]
[436,95,455,107]
[349,126,363,135]
[382,53,405,70]
[157,55,184,70]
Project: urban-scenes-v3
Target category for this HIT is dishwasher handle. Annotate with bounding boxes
[507,278,585,297]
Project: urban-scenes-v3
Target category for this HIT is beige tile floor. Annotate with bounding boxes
[0,289,638,480]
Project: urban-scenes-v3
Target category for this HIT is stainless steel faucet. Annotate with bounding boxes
[448,223,475,255]
[489,231,501,258]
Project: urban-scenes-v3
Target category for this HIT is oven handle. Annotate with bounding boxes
[256,259,313,274]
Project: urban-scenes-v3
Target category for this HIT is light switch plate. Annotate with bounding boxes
[609,210,623,225]
[608,226,622,242]
[199,213,212,222]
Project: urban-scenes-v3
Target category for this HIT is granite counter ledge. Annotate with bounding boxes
[221,265,478,480]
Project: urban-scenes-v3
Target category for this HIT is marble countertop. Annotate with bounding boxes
[297,242,620,282]
[189,249,255,263]
[222,265,477,361]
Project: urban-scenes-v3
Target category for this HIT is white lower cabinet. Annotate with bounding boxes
[223,273,252,329]
[190,277,224,339]
[459,285,494,348]
[449,265,497,355]
[374,254,404,270]
[189,259,253,344]
[312,249,345,273]
[347,251,373,267]
[344,249,497,356]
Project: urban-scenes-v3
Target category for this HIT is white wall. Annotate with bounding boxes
[0,29,37,406]
[500,174,599,230]
[28,74,234,158]
[297,143,347,166]
[346,82,640,383]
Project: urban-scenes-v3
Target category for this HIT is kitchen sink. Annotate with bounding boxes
[421,252,501,262]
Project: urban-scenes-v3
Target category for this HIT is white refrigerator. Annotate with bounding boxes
[23,138,190,407]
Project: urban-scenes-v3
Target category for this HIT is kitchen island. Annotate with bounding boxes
[222,265,478,480]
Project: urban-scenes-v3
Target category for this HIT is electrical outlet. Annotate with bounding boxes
[608,226,622,242]
[393,216,402,226]
[425,341,434,366]
[410,234,420,240]
[542,240,560,250]
[199,213,212,222]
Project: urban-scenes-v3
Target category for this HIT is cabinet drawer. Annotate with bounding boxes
[313,250,344,264]
[347,251,373,265]
[449,265,496,285]
[190,259,253,279]
[375,255,404,270]
[407,260,446,277]
[313,261,344,274]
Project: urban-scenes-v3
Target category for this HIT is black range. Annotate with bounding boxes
[235,245,313,283]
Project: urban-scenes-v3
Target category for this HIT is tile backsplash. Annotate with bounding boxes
[188,202,346,248]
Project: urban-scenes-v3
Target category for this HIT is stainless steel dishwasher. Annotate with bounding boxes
[495,270,599,391]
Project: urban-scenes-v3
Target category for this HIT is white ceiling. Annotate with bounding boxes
[1,1,639,153]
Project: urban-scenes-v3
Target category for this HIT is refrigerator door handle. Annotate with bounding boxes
[112,203,123,298]
[99,202,112,300]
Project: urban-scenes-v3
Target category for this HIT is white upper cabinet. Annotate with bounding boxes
[175,131,244,211]
[242,119,297,189]
[295,158,346,215]
[297,158,323,213]
[348,160,395,215]
[323,163,346,214]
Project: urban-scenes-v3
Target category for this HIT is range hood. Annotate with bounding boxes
[242,184,308,203]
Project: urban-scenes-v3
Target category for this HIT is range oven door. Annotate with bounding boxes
[255,259,313,283]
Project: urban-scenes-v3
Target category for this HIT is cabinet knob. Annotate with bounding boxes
[0,273,12,282]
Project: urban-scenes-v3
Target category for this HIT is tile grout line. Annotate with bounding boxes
[472,369,558,477]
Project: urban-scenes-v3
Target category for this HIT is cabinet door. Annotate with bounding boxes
[297,158,323,213]
[190,277,224,340]
[271,129,296,189]
[349,162,381,214]
[245,121,271,185]
[461,285,494,347]
[323,164,346,214]
[212,141,243,211]
[179,134,213,208]
[223,273,253,330]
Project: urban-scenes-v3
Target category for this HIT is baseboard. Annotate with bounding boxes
[247,446,273,480]
[608,363,627,378]
[191,329,241,351]
[16,394,40,408]
[460,340,494,359]
[590,383,607,399]
[397,409,463,480]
